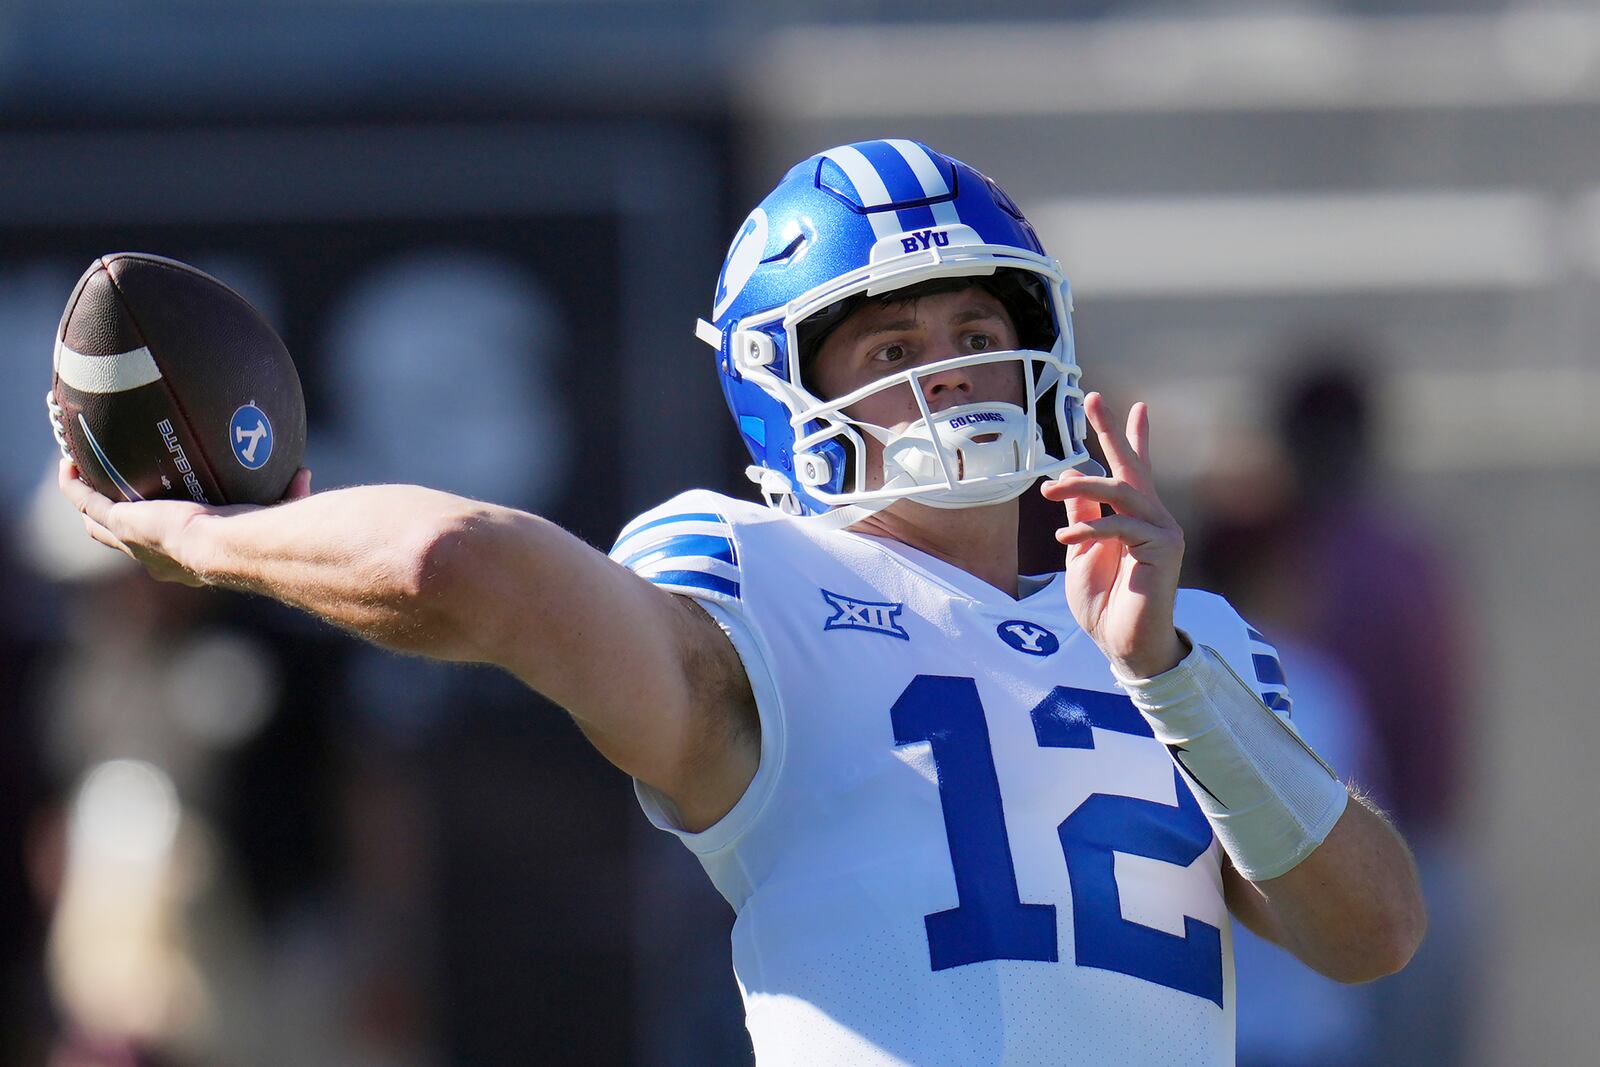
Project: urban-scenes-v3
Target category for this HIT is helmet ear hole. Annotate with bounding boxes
[795,452,832,487]
[733,330,776,371]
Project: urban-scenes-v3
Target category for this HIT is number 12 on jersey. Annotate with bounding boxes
[892,675,1224,1007]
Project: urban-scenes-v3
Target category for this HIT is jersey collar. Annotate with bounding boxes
[844,529,1065,608]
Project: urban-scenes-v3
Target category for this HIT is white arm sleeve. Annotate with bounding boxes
[1115,633,1350,882]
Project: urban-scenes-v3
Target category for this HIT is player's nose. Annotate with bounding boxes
[918,353,974,411]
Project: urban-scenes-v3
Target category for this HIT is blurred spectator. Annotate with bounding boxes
[1194,337,1475,1066]
[1276,346,1476,1067]
[16,439,402,1067]
[1233,643,1386,1067]
[17,482,283,1066]
[1272,346,1466,838]
[1196,509,1388,1067]
[3,242,675,1065]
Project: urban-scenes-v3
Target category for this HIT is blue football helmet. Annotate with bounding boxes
[698,138,1092,518]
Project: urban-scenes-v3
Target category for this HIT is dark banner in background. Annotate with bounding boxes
[2,111,751,1065]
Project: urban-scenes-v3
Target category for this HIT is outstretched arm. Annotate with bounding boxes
[58,461,757,830]
[1041,393,1425,983]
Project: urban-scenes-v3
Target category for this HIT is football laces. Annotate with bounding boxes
[45,390,72,462]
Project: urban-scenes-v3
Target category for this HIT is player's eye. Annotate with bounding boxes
[965,332,995,352]
[870,342,909,365]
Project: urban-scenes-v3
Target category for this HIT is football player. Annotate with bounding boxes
[60,139,1424,1066]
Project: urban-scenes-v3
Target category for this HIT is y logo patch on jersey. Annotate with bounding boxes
[996,620,1059,657]
[821,589,909,641]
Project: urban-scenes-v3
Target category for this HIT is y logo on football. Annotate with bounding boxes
[230,403,273,469]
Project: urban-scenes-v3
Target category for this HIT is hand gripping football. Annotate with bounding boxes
[47,253,306,506]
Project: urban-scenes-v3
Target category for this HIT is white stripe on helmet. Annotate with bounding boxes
[886,138,962,227]
[822,144,901,239]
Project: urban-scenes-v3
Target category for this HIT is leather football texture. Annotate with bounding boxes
[49,253,306,507]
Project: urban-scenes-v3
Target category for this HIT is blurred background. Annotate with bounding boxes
[3,1,1597,1064]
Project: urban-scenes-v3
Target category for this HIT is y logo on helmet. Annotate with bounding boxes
[821,589,910,640]
[230,404,273,470]
[997,620,1059,656]
[713,208,769,321]
[899,229,952,254]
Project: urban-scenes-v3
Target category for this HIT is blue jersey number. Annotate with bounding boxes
[892,676,1224,1006]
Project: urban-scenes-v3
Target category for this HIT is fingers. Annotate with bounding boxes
[59,459,118,530]
[80,514,134,558]
[1041,468,1104,528]
[61,462,133,557]
[1039,471,1172,527]
[1054,513,1182,561]
[1127,401,1151,469]
[281,467,313,503]
[57,459,210,584]
[58,457,84,498]
[59,459,150,560]
[1083,392,1153,492]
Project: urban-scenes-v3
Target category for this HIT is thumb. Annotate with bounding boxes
[281,468,312,503]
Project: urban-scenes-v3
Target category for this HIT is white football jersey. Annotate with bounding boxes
[611,489,1296,1067]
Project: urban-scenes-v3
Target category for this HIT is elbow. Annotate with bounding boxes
[393,500,502,658]
[1371,869,1430,980]
[1375,895,1429,979]
[1326,895,1429,984]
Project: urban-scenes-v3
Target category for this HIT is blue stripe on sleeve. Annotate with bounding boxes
[643,569,741,600]
[620,534,736,571]
[1246,626,1267,642]
[610,512,726,553]
[1263,692,1293,716]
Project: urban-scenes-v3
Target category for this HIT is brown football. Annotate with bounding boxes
[48,253,306,506]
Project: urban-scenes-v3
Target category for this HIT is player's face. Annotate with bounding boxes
[808,286,1027,493]
[809,286,1025,425]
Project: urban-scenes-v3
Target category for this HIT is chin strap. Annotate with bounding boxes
[798,499,892,532]
[750,451,1106,532]
[745,465,796,508]
[745,466,888,530]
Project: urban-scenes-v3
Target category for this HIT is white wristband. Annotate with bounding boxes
[1114,635,1349,882]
